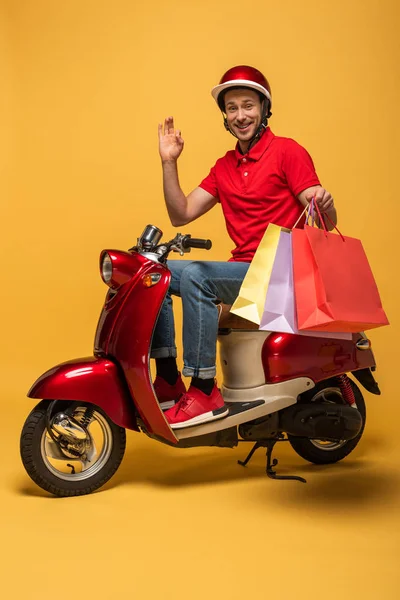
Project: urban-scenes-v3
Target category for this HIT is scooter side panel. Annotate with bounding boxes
[27,356,138,430]
[262,333,376,383]
[94,252,149,355]
[106,261,178,445]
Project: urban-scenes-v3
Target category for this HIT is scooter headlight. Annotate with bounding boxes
[101,253,113,284]
[100,249,138,290]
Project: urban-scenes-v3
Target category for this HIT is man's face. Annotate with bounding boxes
[224,88,262,145]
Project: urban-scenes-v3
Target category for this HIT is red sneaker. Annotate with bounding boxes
[164,384,229,429]
[153,374,186,411]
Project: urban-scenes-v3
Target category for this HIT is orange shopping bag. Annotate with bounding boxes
[292,201,389,333]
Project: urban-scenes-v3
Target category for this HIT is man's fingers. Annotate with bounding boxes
[164,116,171,135]
[162,116,176,135]
[315,191,332,205]
[314,188,325,202]
[160,116,181,138]
[319,198,334,213]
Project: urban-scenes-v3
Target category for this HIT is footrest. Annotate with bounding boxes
[227,399,265,416]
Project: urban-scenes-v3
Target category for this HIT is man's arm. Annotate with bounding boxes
[297,185,338,230]
[159,117,218,226]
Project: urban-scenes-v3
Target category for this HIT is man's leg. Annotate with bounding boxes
[164,261,250,428]
[150,260,191,360]
[150,260,191,409]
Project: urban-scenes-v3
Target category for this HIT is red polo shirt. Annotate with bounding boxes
[199,128,321,262]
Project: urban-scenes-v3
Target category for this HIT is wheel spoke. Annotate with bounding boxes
[84,436,98,465]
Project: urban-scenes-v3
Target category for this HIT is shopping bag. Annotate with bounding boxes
[230,223,282,324]
[259,228,352,340]
[292,203,389,333]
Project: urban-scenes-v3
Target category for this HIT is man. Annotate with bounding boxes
[152,65,336,430]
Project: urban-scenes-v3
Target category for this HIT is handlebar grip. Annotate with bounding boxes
[182,237,212,250]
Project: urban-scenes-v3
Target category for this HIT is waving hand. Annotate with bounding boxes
[158,117,184,162]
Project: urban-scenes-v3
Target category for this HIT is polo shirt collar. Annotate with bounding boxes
[235,127,275,164]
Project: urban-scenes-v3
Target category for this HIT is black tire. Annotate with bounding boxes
[20,400,126,497]
[288,378,366,465]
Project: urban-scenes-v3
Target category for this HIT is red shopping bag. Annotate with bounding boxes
[292,202,389,333]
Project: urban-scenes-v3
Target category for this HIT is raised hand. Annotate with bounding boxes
[158,116,184,162]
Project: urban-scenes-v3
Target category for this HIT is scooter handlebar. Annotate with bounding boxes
[181,236,212,250]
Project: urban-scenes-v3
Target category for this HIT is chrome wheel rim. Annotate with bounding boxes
[40,406,113,481]
[309,387,348,451]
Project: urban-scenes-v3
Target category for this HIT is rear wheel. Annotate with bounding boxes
[288,378,366,465]
[20,400,126,497]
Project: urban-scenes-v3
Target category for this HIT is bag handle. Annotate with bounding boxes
[311,197,345,241]
[309,197,327,232]
[292,204,310,229]
[292,198,328,230]
[307,197,318,228]
[293,197,344,242]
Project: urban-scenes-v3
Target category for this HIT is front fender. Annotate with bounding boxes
[28,356,138,430]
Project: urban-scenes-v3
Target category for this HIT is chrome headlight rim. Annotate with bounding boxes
[101,253,113,284]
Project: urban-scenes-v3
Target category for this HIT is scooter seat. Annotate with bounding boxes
[217,303,259,331]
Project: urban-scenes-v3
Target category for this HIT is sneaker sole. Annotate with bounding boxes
[169,405,229,430]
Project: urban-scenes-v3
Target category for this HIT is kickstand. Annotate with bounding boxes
[265,439,306,483]
[238,439,307,483]
[238,442,261,467]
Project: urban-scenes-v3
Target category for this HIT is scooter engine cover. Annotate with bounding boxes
[279,403,363,441]
[239,413,280,441]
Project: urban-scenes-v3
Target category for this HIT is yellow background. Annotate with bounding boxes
[1,0,399,598]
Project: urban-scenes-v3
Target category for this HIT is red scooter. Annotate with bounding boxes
[20,225,380,497]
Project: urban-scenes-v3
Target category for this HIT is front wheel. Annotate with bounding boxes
[20,400,126,497]
[288,378,366,465]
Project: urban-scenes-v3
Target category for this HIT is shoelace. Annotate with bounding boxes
[172,393,191,415]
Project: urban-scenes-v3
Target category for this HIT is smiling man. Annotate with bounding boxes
[225,88,264,145]
[152,65,337,429]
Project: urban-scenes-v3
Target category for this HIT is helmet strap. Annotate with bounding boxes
[247,98,271,151]
[223,116,238,139]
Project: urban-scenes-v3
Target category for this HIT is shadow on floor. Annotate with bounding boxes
[15,430,399,511]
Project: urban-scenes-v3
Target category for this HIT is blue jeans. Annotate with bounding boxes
[150,260,250,379]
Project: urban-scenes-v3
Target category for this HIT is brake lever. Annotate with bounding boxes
[170,243,191,256]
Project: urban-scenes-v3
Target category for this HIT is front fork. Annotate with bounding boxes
[45,400,94,461]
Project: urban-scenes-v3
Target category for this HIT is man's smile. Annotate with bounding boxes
[235,122,252,132]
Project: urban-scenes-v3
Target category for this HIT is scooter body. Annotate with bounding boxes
[23,225,380,496]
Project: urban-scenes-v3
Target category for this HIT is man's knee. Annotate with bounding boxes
[180,261,210,289]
